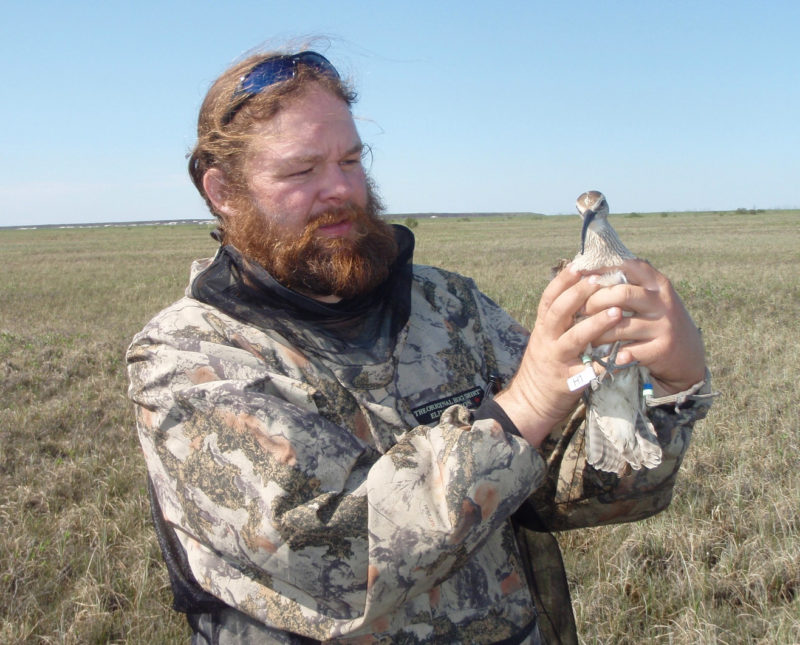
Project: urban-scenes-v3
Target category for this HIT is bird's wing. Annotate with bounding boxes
[632,407,662,469]
[585,368,662,473]
[585,406,629,474]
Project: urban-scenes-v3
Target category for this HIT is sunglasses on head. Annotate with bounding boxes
[221,51,340,125]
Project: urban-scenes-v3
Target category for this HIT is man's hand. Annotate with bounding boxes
[494,264,621,447]
[494,260,706,447]
[579,258,706,397]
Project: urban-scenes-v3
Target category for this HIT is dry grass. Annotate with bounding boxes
[1,212,797,643]
[0,225,216,643]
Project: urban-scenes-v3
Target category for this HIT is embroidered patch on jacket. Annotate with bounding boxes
[410,386,484,425]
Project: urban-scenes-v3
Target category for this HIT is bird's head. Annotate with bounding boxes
[575,190,609,254]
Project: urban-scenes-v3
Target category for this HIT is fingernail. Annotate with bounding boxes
[607,307,621,317]
[588,275,600,285]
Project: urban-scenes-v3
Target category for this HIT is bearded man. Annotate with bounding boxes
[127,49,713,644]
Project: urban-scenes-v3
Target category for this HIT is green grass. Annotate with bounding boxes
[1,212,798,643]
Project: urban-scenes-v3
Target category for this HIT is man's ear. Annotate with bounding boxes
[203,168,236,217]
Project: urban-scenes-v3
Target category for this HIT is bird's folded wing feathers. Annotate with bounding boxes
[585,369,662,473]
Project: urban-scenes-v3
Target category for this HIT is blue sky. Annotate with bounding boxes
[2,1,798,226]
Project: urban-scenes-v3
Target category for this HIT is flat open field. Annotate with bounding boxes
[1,210,798,643]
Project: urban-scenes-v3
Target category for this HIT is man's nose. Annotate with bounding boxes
[318,164,355,203]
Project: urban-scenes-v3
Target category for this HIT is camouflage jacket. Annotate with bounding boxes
[127,227,711,643]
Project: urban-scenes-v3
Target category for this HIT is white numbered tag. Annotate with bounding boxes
[567,365,597,392]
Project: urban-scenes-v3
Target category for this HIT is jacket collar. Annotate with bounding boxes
[189,225,415,356]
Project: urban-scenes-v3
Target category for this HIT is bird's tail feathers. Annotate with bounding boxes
[584,414,629,475]
[632,411,662,469]
[586,408,662,474]
[584,367,663,474]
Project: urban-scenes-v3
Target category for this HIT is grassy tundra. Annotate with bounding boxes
[1,210,798,643]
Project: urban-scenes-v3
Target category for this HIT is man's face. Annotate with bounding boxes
[242,84,369,235]
[222,84,398,299]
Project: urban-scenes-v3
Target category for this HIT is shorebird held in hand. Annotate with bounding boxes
[570,190,662,475]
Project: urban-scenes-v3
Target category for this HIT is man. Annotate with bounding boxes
[127,49,712,644]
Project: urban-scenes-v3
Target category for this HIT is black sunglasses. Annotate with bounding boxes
[221,51,340,125]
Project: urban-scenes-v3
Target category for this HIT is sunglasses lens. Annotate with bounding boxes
[237,59,294,97]
[295,52,340,79]
[235,52,339,98]
[223,51,339,125]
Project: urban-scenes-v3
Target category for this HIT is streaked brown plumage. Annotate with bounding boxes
[571,191,661,475]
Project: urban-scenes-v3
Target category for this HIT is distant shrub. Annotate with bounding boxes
[625,212,643,218]
[458,217,471,222]
[403,217,418,229]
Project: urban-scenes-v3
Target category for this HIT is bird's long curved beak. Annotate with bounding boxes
[580,209,596,254]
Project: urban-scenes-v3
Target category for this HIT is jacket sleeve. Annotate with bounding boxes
[525,384,713,531]
[126,301,545,637]
[472,287,714,532]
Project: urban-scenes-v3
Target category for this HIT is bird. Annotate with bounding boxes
[569,190,662,475]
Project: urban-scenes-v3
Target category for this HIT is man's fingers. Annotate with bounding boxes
[562,306,624,357]
[537,266,611,338]
[537,264,582,319]
[617,258,664,290]
[582,283,664,319]
[579,259,662,290]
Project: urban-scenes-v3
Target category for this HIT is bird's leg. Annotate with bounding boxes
[593,341,639,382]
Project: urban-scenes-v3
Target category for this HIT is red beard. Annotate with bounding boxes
[224,192,399,300]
